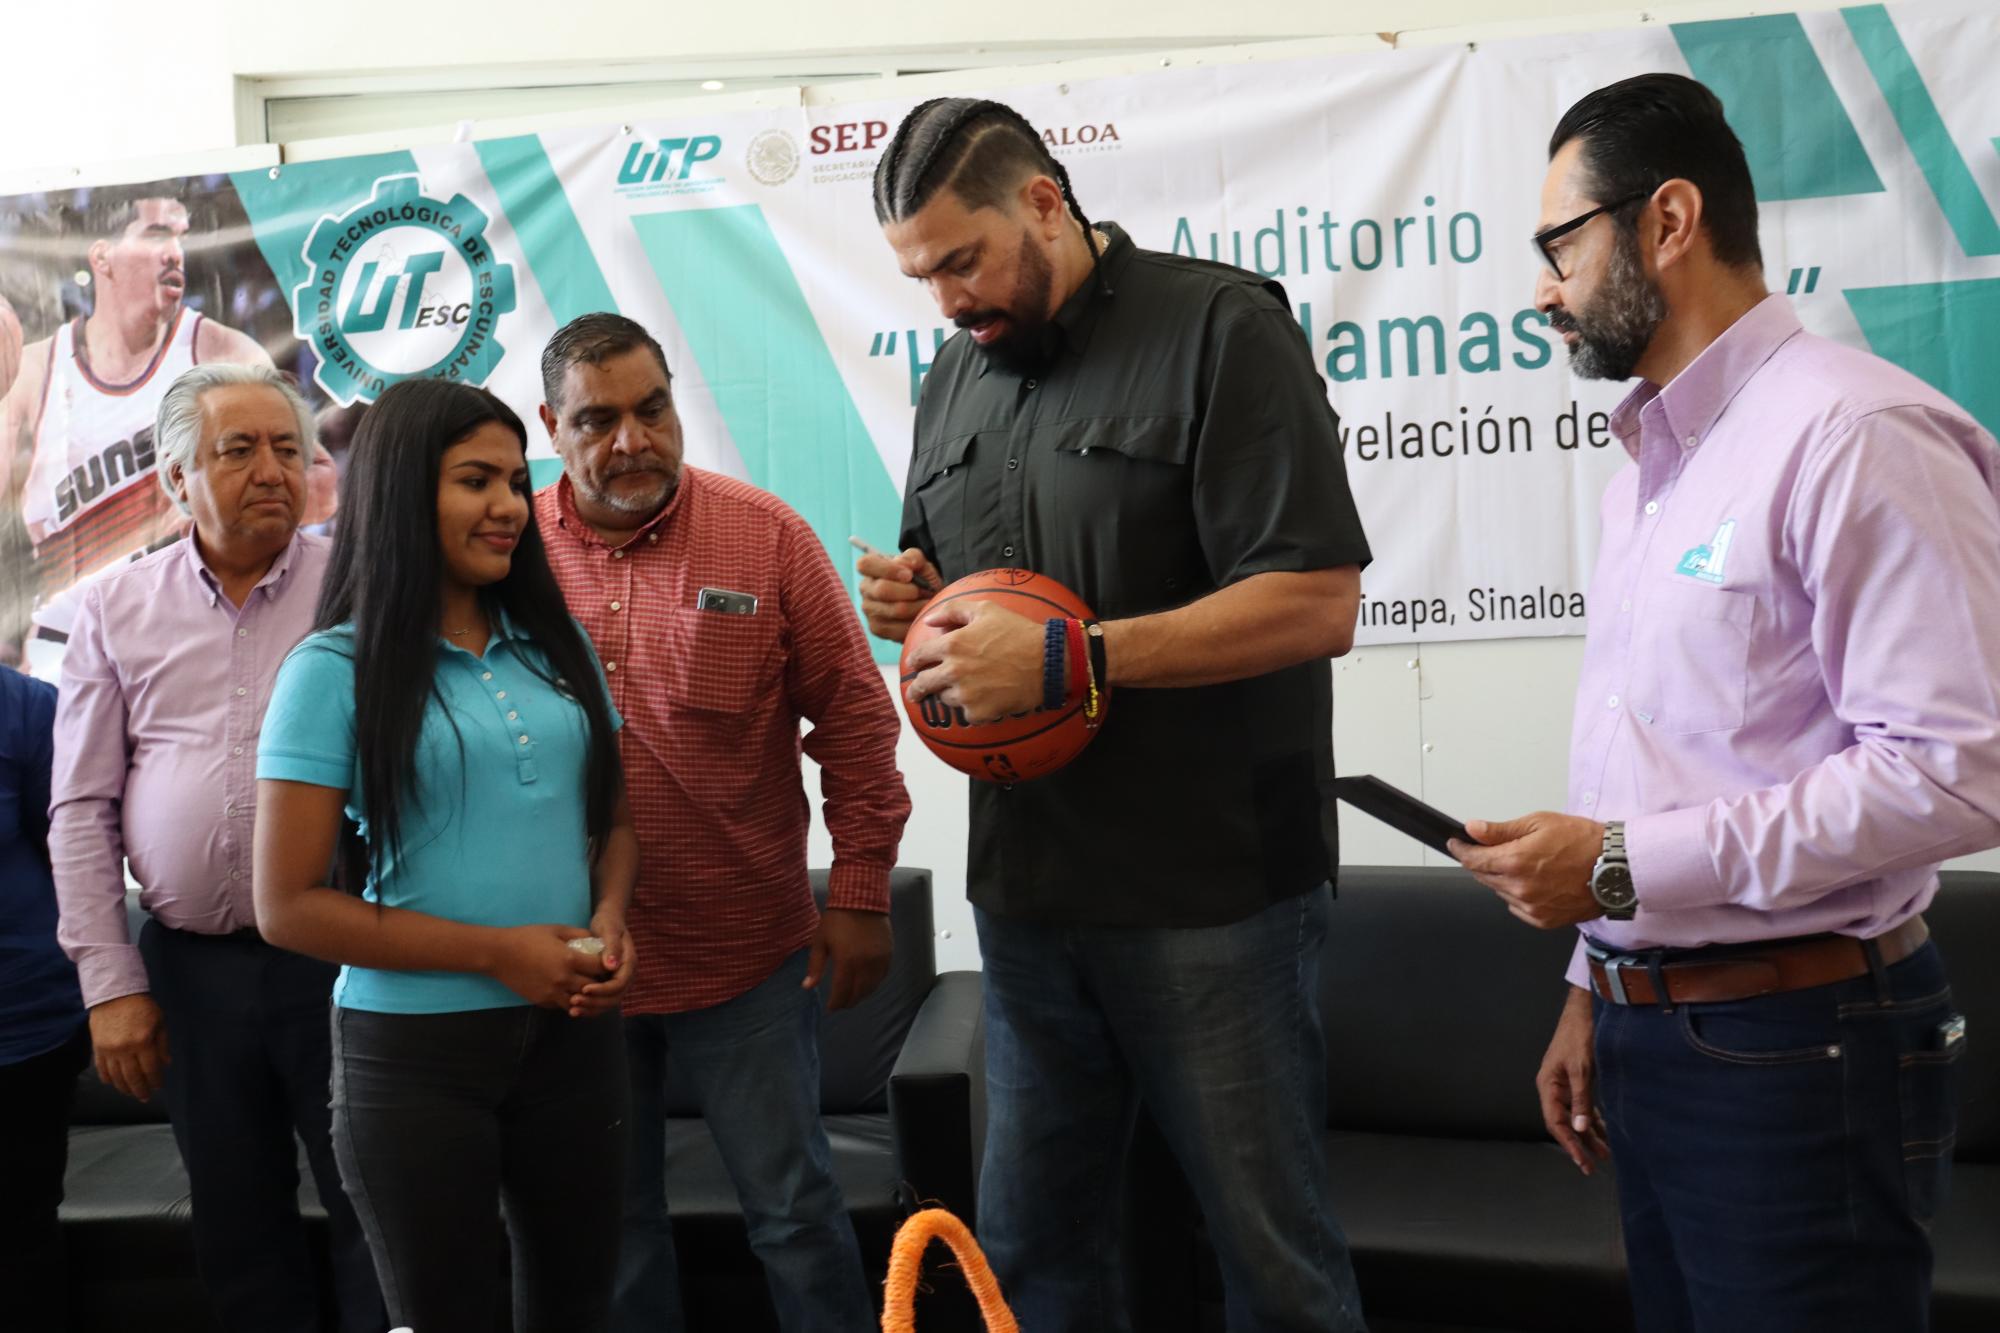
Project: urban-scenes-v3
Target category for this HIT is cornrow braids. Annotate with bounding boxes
[873,98,1112,297]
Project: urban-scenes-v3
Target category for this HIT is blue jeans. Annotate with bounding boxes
[614,948,873,1333]
[1595,939,1963,1332]
[974,884,1365,1333]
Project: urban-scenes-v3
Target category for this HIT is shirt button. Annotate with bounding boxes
[648,533,657,543]
[1686,434,1698,449]
[1608,694,1621,709]
[1582,792,1597,806]
[496,690,507,700]
[1002,545,1015,559]
[482,672,493,682]
[1006,458,1019,470]
[1620,598,1632,612]
[224,801,235,816]
[1644,501,1660,516]
[507,710,518,721]
[233,746,244,757]
[229,869,242,881]
[612,550,624,561]
[610,600,622,611]
[235,687,247,697]
[606,661,618,672]
[1025,378,1038,390]
[518,734,530,745]
[237,628,247,638]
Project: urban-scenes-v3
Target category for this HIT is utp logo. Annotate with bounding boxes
[618,136,722,182]
[615,136,725,198]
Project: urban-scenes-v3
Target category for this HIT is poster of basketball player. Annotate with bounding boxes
[0,176,336,674]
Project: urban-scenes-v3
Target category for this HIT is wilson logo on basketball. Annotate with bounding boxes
[899,568,1110,784]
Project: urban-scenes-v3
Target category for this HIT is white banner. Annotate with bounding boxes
[7,0,1993,663]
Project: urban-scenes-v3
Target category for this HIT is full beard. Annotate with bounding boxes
[962,230,1058,374]
[1554,231,1667,382]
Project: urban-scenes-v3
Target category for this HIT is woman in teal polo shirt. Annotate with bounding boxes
[252,379,637,1333]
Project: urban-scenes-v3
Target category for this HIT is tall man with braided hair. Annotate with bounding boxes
[857,98,1372,1332]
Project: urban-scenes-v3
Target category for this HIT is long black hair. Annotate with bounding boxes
[315,377,621,878]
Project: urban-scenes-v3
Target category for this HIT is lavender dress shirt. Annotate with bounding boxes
[51,530,329,1007]
[1567,296,2000,983]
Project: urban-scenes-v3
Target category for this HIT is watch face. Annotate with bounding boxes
[1593,865,1637,909]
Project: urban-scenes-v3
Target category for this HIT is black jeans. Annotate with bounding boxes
[331,1004,627,1333]
[0,1022,89,1333]
[1596,939,1963,1332]
[138,920,382,1333]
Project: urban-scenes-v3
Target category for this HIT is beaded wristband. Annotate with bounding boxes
[1073,618,1102,723]
[1063,617,1088,699]
[1042,618,1068,712]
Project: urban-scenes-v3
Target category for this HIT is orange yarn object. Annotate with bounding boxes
[881,1208,1019,1333]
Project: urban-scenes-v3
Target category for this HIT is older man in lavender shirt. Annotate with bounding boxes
[1453,75,2000,1331]
[50,364,381,1333]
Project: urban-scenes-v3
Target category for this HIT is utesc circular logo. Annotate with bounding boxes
[293,174,518,404]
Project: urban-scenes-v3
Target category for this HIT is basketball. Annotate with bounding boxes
[899,568,1110,783]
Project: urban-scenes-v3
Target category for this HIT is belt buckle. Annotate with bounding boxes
[1586,941,1635,1006]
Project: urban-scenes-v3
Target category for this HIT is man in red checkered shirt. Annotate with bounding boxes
[533,313,911,1333]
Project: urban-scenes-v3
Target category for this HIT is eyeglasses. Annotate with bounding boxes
[1532,191,1651,281]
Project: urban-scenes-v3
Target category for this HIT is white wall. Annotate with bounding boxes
[8,0,1993,973]
[8,0,1835,178]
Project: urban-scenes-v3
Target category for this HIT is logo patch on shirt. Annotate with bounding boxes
[1675,518,1736,585]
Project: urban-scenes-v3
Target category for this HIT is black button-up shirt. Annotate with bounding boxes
[901,224,1372,927]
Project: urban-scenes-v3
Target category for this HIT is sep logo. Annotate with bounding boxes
[293,175,517,405]
[809,121,889,155]
[615,135,724,198]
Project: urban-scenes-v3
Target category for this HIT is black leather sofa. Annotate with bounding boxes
[1123,866,2000,1333]
[60,867,985,1333]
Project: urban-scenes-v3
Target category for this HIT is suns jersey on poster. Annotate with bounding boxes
[22,308,199,633]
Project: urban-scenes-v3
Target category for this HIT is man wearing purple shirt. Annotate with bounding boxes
[50,364,380,1332]
[1454,74,2000,1330]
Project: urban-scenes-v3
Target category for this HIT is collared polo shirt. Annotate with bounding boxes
[902,222,1371,926]
[258,614,620,1013]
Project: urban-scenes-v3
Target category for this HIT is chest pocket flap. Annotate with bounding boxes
[911,433,977,488]
[1050,417,1191,465]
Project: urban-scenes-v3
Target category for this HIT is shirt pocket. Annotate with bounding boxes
[1050,418,1199,601]
[909,434,977,580]
[1635,582,1756,735]
[664,608,784,714]
[1050,416,1192,470]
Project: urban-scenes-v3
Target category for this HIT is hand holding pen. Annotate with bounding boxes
[850,536,942,644]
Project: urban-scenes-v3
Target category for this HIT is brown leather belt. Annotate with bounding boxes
[1585,916,1929,1006]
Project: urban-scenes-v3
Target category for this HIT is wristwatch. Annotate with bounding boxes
[1589,821,1638,921]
